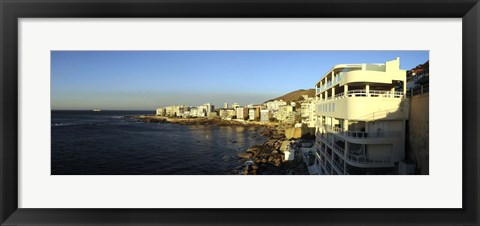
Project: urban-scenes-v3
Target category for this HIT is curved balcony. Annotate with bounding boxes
[317,131,394,168]
[332,159,344,174]
[345,152,393,168]
[322,124,402,140]
[332,142,345,156]
[346,152,390,164]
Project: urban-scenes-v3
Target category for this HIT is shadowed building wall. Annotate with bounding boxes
[407,93,429,175]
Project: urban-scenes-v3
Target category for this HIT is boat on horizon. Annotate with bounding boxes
[92,109,101,112]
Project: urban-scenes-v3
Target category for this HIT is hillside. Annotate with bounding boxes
[265,89,315,104]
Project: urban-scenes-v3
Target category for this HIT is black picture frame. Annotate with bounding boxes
[1,0,479,225]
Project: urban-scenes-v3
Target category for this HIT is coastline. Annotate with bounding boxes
[127,115,309,175]
[127,115,278,128]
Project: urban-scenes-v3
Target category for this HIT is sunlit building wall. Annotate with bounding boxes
[313,58,409,175]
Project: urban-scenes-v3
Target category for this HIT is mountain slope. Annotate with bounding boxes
[265,89,315,104]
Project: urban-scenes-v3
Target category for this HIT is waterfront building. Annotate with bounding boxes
[300,95,316,128]
[266,100,287,111]
[156,107,166,116]
[260,109,271,122]
[189,107,198,117]
[248,107,261,121]
[207,112,218,118]
[191,106,206,118]
[274,105,295,123]
[236,107,248,120]
[219,108,236,119]
[204,103,215,113]
[313,57,409,175]
[165,105,189,117]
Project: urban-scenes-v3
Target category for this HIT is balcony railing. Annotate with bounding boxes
[332,159,344,174]
[322,124,402,139]
[325,163,332,174]
[332,142,345,156]
[346,152,391,164]
[316,145,325,155]
[325,149,332,160]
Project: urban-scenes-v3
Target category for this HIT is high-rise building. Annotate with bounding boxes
[313,58,409,175]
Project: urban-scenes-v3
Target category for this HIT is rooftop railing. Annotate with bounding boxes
[318,89,404,101]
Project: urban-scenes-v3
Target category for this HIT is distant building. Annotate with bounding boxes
[248,107,261,121]
[219,108,236,119]
[204,103,215,113]
[224,103,228,109]
[156,107,166,116]
[300,96,316,128]
[165,105,188,117]
[260,109,271,122]
[207,112,218,118]
[232,103,240,109]
[266,100,287,111]
[236,107,248,120]
[274,105,295,122]
[191,106,206,118]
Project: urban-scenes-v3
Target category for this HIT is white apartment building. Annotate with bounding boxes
[266,100,287,111]
[260,109,271,122]
[300,96,316,128]
[313,58,409,175]
[248,107,260,121]
[204,103,214,113]
[156,107,166,116]
[274,105,295,122]
[165,105,189,117]
[236,107,248,120]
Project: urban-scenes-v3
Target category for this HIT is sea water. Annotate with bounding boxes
[51,110,266,175]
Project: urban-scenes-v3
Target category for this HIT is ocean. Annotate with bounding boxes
[51,110,267,175]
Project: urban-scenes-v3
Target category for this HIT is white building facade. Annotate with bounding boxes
[313,58,409,175]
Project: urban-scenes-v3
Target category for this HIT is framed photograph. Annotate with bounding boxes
[1,0,478,225]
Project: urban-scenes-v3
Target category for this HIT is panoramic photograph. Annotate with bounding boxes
[51,50,429,175]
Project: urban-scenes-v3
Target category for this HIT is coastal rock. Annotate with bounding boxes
[270,133,285,140]
[274,140,285,150]
[279,140,292,152]
[259,129,272,137]
[237,152,252,159]
[264,139,277,148]
[285,127,302,139]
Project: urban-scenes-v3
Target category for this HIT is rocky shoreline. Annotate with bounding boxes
[127,115,309,175]
[234,128,309,175]
[126,115,276,128]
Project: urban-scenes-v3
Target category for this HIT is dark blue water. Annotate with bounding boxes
[51,111,266,175]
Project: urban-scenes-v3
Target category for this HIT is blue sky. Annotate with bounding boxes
[51,50,428,110]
